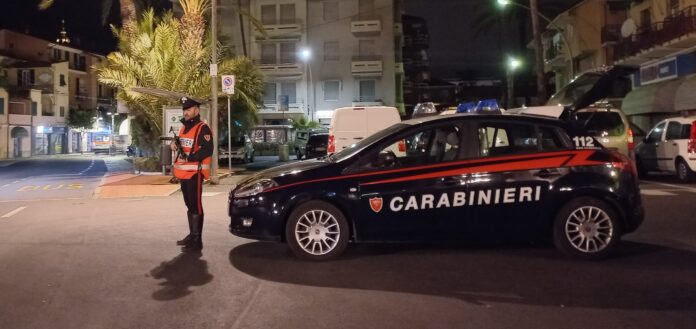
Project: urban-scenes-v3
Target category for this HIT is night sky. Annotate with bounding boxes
[0,0,574,77]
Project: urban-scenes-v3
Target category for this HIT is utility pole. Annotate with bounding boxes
[530,0,547,103]
[210,0,219,183]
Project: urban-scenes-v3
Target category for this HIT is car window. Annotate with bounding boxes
[573,111,625,137]
[646,122,666,143]
[361,124,462,170]
[680,123,693,139]
[666,121,682,140]
[539,126,569,151]
[478,122,537,157]
[329,123,406,162]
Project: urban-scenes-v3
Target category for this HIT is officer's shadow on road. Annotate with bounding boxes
[229,241,696,311]
[149,252,214,301]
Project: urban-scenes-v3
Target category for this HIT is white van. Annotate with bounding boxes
[328,106,401,153]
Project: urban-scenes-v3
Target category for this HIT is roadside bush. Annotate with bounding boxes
[134,157,161,172]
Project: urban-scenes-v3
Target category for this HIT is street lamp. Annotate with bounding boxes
[496,0,574,78]
[506,56,522,108]
[299,47,315,121]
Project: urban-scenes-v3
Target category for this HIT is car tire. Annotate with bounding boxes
[552,197,621,260]
[285,201,350,261]
[676,158,695,183]
[296,149,303,160]
[242,154,249,164]
[249,152,254,163]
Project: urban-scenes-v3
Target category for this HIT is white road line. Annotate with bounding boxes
[642,180,696,193]
[1,206,27,218]
[202,192,222,197]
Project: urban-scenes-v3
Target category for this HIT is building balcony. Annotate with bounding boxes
[352,97,382,107]
[9,83,55,94]
[615,6,696,65]
[254,61,304,77]
[255,20,302,39]
[351,20,381,34]
[69,63,87,72]
[544,44,567,70]
[75,91,89,100]
[351,56,383,77]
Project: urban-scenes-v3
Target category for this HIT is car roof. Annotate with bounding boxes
[402,112,565,126]
[664,116,696,124]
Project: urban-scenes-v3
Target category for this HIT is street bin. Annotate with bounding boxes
[278,144,289,162]
[159,137,173,174]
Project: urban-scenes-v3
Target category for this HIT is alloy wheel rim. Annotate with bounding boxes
[295,210,340,255]
[679,162,687,180]
[565,206,613,253]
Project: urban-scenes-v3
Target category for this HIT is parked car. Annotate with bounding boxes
[545,65,637,159]
[228,112,643,261]
[571,106,635,158]
[219,134,255,163]
[300,133,329,160]
[294,128,328,160]
[635,116,696,182]
[328,106,401,153]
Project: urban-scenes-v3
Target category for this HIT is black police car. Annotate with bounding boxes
[229,113,643,261]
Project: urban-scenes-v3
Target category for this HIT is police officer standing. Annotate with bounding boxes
[171,97,213,252]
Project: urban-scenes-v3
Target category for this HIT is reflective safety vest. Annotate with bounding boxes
[173,122,211,180]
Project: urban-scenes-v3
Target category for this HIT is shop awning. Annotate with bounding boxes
[675,74,696,111]
[622,78,682,115]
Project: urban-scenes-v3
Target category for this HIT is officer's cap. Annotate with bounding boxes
[181,96,201,110]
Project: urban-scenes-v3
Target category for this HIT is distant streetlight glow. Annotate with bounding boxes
[497,0,511,6]
[508,57,522,71]
[299,48,312,62]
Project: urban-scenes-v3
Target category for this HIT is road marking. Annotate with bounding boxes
[642,180,696,193]
[640,189,676,196]
[1,206,27,218]
[17,183,84,192]
[202,192,222,197]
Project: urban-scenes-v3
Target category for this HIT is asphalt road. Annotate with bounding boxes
[0,159,695,328]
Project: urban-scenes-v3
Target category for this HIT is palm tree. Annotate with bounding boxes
[97,0,265,152]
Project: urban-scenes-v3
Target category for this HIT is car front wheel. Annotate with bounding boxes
[285,201,349,261]
[553,197,621,260]
[676,159,695,183]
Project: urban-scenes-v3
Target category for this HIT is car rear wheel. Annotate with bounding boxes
[286,201,349,261]
[296,149,303,160]
[635,157,648,179]
[553,197,621,260]
[676,159,695,183]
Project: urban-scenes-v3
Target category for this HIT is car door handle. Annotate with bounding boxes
[673,143,678,146]
[535,169,561,178]
[353,137,364,140]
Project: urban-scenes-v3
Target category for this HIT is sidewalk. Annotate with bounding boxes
[96,155,234,199]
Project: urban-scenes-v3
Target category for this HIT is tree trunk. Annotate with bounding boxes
[530,0,547,104]
[119,0,137,26]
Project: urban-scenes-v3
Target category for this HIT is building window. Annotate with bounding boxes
[261,44,276,64]
[358,80,376,102]
[0,98,4,115]
[324,81,340,101]
[75,78,81,95]
[324,41,339,61]
[280,4,296,24]
[53,49,61,61]
[64,51,69,61]
[60,106,65,117]
[669,0,679,15]
[60,74,66,86]
[279,42,296,64]
[261,5,277,25]
[280,82,296,104]
[323,1,339,23]
[263,83,277,105]
[31,101,38,116]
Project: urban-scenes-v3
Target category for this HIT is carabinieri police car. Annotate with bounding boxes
[228,109,644,261]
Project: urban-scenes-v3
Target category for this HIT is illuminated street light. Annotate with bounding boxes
[496,0,574,78]
[298,48,315,121]
[506,56,522,109]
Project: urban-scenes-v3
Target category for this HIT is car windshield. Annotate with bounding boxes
[574,111,625,137]
[547,73,602,107]
[328,123,407,162]
[230,136,246,146]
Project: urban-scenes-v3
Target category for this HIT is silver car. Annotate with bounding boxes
[219,135,255,163]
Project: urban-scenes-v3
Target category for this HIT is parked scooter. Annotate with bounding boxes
[126,145,136,157]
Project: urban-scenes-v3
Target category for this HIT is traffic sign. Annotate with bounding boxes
[222,75,235,95]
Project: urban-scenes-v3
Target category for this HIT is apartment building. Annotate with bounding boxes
[0,28,116,158]
[176,0,404,126]
[613,0,696,130]
[542,0,630,89]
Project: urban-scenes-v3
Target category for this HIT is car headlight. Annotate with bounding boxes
[233,178,278,198]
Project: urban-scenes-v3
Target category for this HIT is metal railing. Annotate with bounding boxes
[351,55,383,62]
[615,5,696,60]
[601,25,621,44]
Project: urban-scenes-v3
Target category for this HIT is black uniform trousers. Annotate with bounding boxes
[180,172,204,215]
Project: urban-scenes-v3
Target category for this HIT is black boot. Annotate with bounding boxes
[181,213,203,252]
[176,212,193,246]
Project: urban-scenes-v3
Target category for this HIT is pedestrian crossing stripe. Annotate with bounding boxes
[640,189,676,196]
